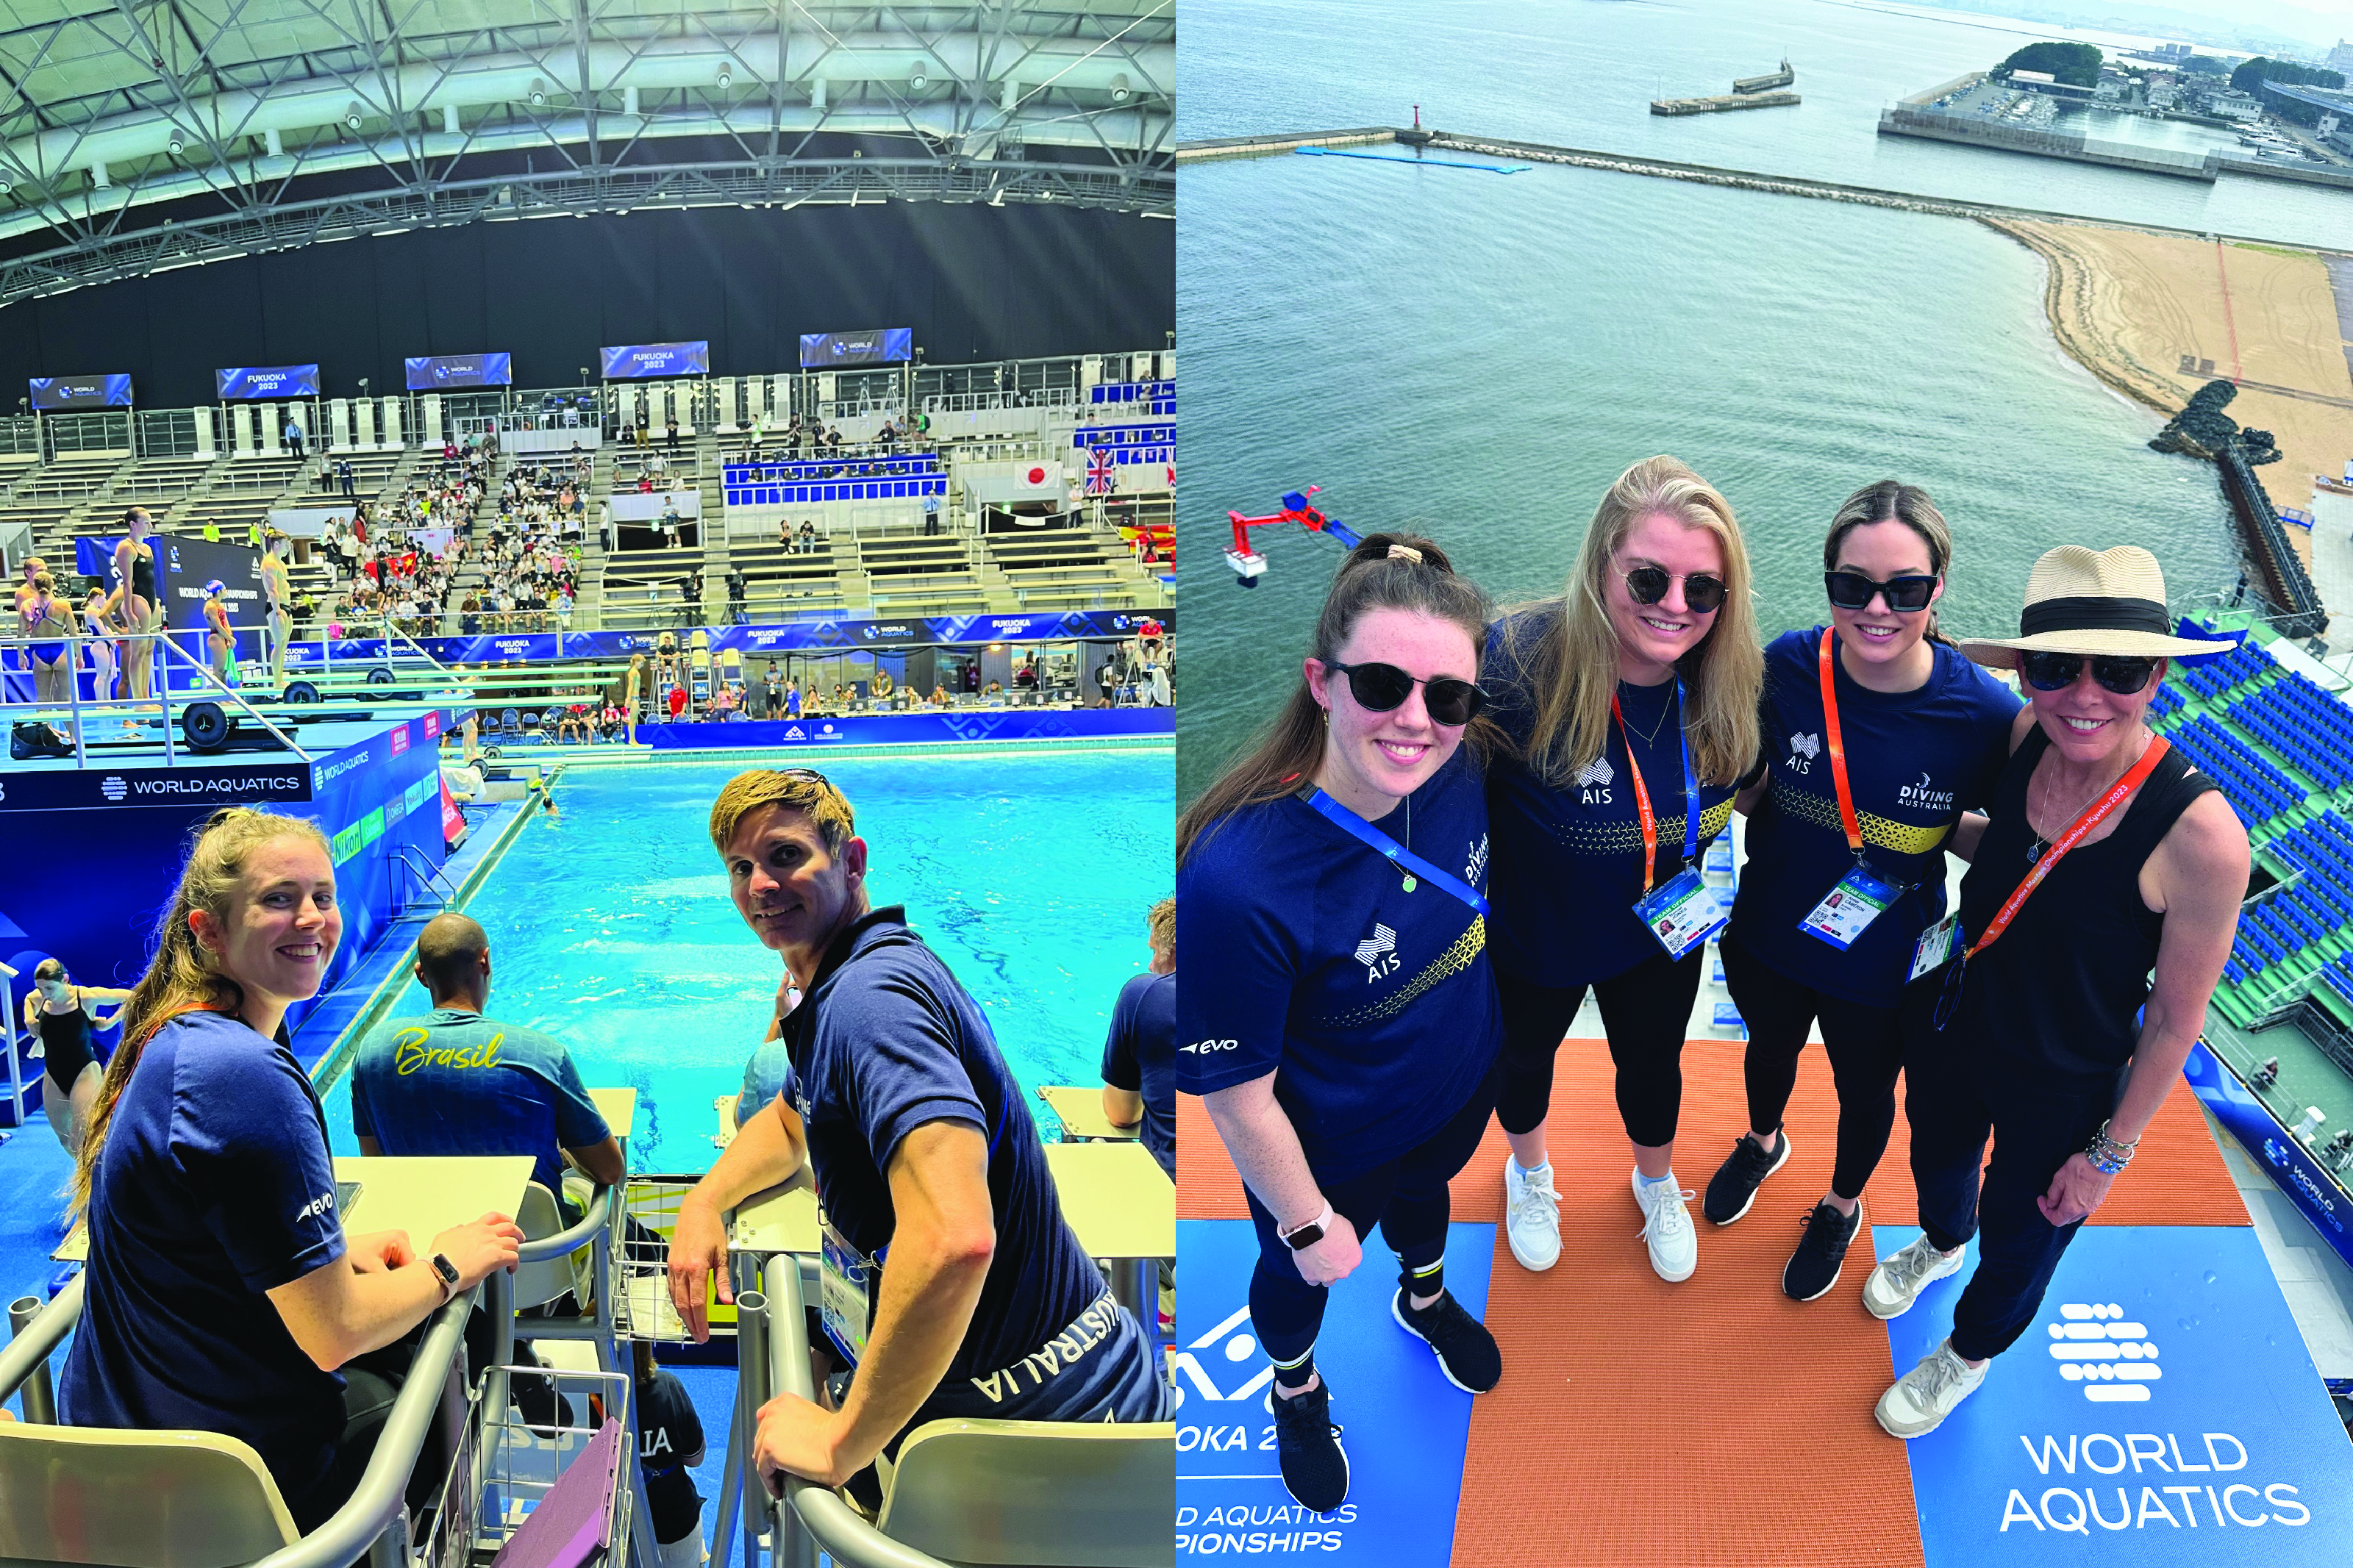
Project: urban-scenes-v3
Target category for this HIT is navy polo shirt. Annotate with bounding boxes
[783,906,1107,1392]
[1484,606,1742,987]
[349,1008,610,1195]
[1730,629,2020,1007]
[1100,970,1176,1178]
[1176,748,1501,1184]
[635,1368,706,1544]
[61,1011,348,1503]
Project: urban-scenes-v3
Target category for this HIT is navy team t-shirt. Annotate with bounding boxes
[783,906,1107,1396]
[1101,970,1176,1178]
[1176,748,1501,1184]
[350,1008,610,1195]
[1484,606,1742,987]
[1730,629,2020,1007]
[61,1010,349,1503]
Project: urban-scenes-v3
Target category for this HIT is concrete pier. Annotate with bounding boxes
[1652,92,1799,115]
[1174,128,1396,164]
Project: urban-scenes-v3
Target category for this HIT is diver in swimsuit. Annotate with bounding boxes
[21,572,77,741]
[204,579,234,686]
[107,509,160,737]
[258,537,293,689]
[21,961,132,1153]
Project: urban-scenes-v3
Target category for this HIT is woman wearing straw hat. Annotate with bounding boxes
[1868,545,2248,1438]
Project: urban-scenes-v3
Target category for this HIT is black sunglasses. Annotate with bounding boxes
[1825,570,1938,613]
[1623,566,1727,615]
[1324,659,1487,726]
[2019,651,2158,695]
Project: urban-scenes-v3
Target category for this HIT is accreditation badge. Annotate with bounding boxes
[818,1213,881,1365]
[1635,866,1727,960]
[1800,862,1899,951]
[1909,913,1961,983]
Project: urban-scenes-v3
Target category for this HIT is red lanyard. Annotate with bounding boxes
[1965,734,2171,961]
[1816,630,1863,857]
[1612,695,1660,894]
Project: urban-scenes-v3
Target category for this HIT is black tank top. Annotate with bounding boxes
[38,1000,96,1085]
[1951,726,2221,1078]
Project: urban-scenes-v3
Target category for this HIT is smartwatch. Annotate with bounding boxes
[1279,1203,1333,1253]
[429,1253,462,1303]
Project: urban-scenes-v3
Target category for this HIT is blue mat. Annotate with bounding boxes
[1877,1224,2353,1561]
[1174,1220,1492,1565]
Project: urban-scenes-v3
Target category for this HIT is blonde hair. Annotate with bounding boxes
[74,809,335,1217]
[709,770,857,858]
[1497,456,1763,789]
[1146,897,1174,964]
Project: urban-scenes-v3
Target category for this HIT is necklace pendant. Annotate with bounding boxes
[1402,875,1418,893]
[2027,840,2043,864]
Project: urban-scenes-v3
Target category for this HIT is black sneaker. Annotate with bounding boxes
[1702,1130,1793,1225]
[1269,1381,1349,1512]
[1390,1286,1502,1394]
[1782,1198,1864,1302]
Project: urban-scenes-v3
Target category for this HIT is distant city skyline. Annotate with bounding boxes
[1894,0,2353,51]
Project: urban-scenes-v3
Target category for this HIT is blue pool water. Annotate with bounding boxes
[318,749,1173,1173]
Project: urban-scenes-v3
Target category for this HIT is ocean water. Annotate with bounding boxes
[319,751,1174,1172]
[1176,0,2313,799]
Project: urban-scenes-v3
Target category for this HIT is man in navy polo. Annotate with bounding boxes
[351,913,623,1216]
[1101,896,1175,1180]
[666,769,1166,1500]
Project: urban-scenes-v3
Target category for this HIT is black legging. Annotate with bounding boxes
[1721,931,1905,1201]
[1494,948,1704,1147]
[1243,1062,1502,1365]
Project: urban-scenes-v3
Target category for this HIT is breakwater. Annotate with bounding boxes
[1878,107,2215,182]
[1178,126,2331,247]
[1652,92,1799,115]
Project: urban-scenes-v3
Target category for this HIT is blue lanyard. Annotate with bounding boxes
[1304,788,1490,916]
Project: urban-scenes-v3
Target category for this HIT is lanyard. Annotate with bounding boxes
[1964,734,2171,962]
[1817,629,1865,858]
[1303,788,1490,915]
[1611,679,1701,895]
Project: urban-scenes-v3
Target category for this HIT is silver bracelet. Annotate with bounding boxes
[2086,1119,2138,1176]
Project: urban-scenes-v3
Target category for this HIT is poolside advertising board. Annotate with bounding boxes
[216,363,322,399]
[29,373,132,409]
[635,707,1173,749]
[800,327,914,368]
[2184,1041,2353,1272]
[282,610,1174,670]
[0,712,446,1077]
[404,351,513,390]
[599,341,710,379]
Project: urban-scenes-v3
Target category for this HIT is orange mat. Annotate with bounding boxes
[1177,1037,2249,1567]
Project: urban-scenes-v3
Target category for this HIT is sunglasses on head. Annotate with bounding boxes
[1824,570,1938,613]
[1324,659,1487,726]
[2019,651,2157,695]
[1621,565,1727,615]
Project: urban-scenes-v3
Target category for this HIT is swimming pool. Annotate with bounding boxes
[318,748,1173,1173]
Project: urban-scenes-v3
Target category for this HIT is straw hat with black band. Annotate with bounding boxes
[1957,545,2215,669]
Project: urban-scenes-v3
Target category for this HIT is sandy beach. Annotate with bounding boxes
[1988,218,2353,565]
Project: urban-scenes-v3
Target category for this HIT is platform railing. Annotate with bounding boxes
[0,627,314,767]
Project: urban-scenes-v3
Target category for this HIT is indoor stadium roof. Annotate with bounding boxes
[0,0,1172,303]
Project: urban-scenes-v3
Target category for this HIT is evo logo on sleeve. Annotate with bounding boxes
[294,1192,335,1224]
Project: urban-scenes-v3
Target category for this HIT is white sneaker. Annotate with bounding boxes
[1863,1234,1966,1320]
[1876,1337,1987,1438]
[1631,1170,1696,1282]
[1504,1158,1562,1272]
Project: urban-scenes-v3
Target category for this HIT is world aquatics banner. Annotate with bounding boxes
[800,328,914,368]
[29,373,132,409]
[599,341,710,379]
[280,609,1172,670]
[404,353,513,390]
[217,363,321,399]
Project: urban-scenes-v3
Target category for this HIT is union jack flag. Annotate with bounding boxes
[1085,446,1116,495]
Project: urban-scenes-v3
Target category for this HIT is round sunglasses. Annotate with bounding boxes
[1622,566,1727,615]
[1323,659,1487,726]
[2019,651,2157,695]
[1824,570,1938,613]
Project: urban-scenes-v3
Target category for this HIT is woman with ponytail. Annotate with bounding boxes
[1699,481,2019,1303]
[1177,534,1505,1515]
[60,808,524,1531]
